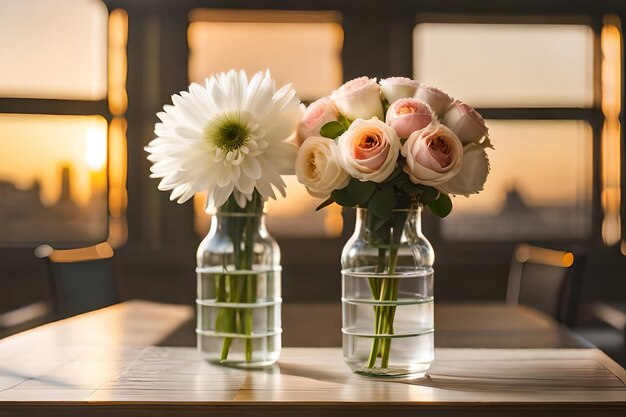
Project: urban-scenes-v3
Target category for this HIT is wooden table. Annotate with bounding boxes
[0,300,624,416]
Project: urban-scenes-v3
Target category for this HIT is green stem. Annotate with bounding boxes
[242,198,258,362]
[216,193,262,363]
[365,211,404,370]
[380,246,399,368]
[367,248,387,367]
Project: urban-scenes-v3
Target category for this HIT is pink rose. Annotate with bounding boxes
[401,123,463,186]
[385,98,433,138]
[296,97,338,145]
[337,118,400,182]
[438,142,490,196]
[379,77,420,104]
[413,84,454,118]
[331,76,384,121]
[442,100,489,144]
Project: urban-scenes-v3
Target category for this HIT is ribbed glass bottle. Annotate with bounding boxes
[341,206,434,378]
[196,197,281,367]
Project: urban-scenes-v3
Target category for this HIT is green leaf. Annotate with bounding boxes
[330,179,377,208]
[368,186,396,220]
[401,181,424,197]
[420,186,440,204]
[428,193,453,218]
[315,197,334,211]
[345,178,376,206]
[338,114,352,129]
[383,162,405,184]
[394,192,412,209]
[320,121,346,139]
[331,187,357,207]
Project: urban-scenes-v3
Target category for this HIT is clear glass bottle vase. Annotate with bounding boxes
[196,196,281,367]
[341,206,434,378]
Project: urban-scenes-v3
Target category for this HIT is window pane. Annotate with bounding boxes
[442,120,592,241]
[265,176,343,238]
[188,10,343,101]
[0,114,108,245]
[0,0,107,100]
[413,24,594,107]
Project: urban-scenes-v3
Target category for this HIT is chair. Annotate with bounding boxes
[506,243,586,327]
[35,243,119,318]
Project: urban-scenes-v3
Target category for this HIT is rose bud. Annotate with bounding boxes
[296,97,338,145]
[413,84,454,119]
[296,137,350,198]
[331,76,384,121]
[401,123,463,186]
[379,77,420,104]
[442,100,489,144]
[438,142,490,196]
[337,117,400,182]
[385,98,434,138]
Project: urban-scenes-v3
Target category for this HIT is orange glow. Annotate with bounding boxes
[108,9,129,115]
[188,11,343,101]
[264,176,312,217]
[514,244,574,268]
[0,114,107,206]
[86,126,108,170]
[194,191,211,237]
[108,117,128,218]
[601,21,622,118]
[324,203,343,237]
[106,8,129,248]
[601,17,622,246]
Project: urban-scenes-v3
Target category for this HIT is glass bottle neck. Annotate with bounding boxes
[354,207,423,243]
[207,193,266,234]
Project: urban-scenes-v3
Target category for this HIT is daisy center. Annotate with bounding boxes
[205,112,250,152]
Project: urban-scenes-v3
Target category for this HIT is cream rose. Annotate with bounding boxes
[296,97,338,145]
[437,143,490,196]
[413,84,454,118]
[331,76,384,121]
[295,137,350,198]
[442,100,489,144]
[379,77,420,104]
[385,98,433,138]
[337,118,400,182]
[401,123,463,186]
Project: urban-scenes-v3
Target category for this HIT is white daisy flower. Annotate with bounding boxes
[145,69,303,209]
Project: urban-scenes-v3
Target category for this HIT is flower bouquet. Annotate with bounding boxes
[295,76,492,376]
[145,69,303,366]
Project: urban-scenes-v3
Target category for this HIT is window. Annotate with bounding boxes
[413,20,614,242]
[413,23,594,108]
[0,114,108,244]
[187,9,344,238]
[0,0,107,100]
[0,0,129,247]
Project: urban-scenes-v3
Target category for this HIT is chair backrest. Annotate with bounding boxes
[506,244,586,327]
[35,243,118,318]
